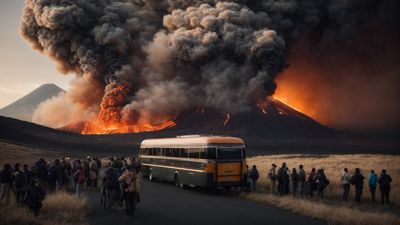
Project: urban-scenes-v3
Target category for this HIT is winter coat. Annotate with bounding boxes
[378,174,392,189]
[350,173,365,189]
[118,170,137,193]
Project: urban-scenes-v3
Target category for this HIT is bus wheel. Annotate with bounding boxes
[174,174,183,188]
[149,170,153,181]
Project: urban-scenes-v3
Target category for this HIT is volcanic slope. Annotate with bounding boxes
[0,83,65,122]
[62,97,335,138]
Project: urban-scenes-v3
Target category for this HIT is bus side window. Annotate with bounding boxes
[173,148,180,157]
[242,148,246,158]
[166,148,173,157]
[188,148,199,158]
[207,148,216,159]
[199,148,207,159]
[181,148,188,158]
[154,148,161,156]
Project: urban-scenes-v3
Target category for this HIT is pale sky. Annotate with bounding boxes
[0,0,72,108]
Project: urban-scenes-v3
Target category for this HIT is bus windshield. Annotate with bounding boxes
[217,148,243,160]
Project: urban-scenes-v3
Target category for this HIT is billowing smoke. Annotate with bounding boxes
[22,0,399,130]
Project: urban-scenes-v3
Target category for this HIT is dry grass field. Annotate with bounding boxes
[0,192,90,225]
[244,154,400,225]
[0,140,61,166]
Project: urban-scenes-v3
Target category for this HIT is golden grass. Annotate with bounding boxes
[0,191,90,225]
[244,154,400,225]
[244,193,400,225]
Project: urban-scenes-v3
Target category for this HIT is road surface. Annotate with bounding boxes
[87,180,326,225]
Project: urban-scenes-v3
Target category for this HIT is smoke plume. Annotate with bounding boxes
[22,0,399,130]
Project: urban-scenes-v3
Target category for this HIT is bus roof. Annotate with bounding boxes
[140,135,244,147]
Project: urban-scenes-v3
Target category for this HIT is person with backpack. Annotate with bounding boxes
[102,165,118,209]
[277,163,287,195]
[315,169,328,199]
[305,168,316,197]
[74,165,86,196]
[12,163,27,205]
[25,178,46,216]
[378,169,392,205]
[290,168,299,196]
[249,165,259,191]
[298,165,306,195]
[350,168,365,203]
[267,164,277,193]
[341,168,351,200]
[119,165,138,217]
[0,164,12,204]
[368,170,378,203]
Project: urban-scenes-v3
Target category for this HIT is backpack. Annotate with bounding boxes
[14,171,26,188]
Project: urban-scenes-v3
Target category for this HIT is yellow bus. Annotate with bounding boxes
[139,135,246,188]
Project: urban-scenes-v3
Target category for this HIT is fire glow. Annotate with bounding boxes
[79,119,176,135]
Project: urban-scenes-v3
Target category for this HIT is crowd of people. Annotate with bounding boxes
[246,163,393,204]
[0,156,141,218]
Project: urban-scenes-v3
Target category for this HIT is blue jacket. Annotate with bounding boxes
[368,173,378,187]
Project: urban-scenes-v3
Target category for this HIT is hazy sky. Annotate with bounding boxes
[0,0,71,108]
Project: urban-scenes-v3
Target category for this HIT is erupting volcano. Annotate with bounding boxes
[21,0,400,133]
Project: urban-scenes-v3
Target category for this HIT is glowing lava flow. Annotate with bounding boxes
[80,119,176,134]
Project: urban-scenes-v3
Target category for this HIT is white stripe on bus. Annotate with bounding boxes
[141,163,206,173]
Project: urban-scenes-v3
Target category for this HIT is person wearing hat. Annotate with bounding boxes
[267,164,277,193]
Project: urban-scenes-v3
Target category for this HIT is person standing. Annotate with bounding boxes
[102,165,118,209]
[73,165,86,196]
[12,163,27,205]
[368,170,378,203]
[298,165,306,195]
[315,169,328,199]
[249,165,259,191]
[277,163,287,196]
[378,169,392,205]
[350,168,365,203]
[25,178,46,216]
[290,168,299,196]
[341,168,351,200]
[306,168,316,197]
[267,164,277,194]
[119,165,138,217]
[0,164,12,204]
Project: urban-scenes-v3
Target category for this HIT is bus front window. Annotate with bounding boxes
[217,148,243,160]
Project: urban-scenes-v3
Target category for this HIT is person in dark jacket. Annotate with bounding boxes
[51,159,65,191]
[25,178,46,216]
[23,164,35,184]
[277,163,288,196]
[290,168,299,196]
[315,169,328,199]
[102,166,118,209]
[305,168,316,197]
[350,168,365,203]
[12,163,27,205]
[249,165,259,191]
[368,170,378,203]
[0,164,12,204]
[298,165,306,195]
[378,169,392,205]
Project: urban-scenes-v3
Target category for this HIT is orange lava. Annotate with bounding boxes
[80,119,176,134]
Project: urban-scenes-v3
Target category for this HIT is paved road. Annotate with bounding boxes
[87,180,326,225]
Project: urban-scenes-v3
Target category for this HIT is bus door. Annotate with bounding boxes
[216,147,243,184]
